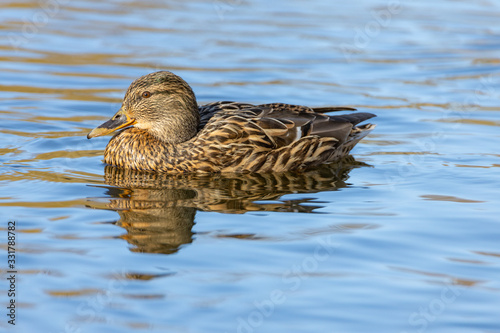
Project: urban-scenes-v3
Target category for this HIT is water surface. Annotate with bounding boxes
[1,0,499,332]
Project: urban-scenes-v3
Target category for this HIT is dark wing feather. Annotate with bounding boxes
[308,112,376,143]
[308,117,353,143]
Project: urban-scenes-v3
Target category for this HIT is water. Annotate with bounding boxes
[1,0,500,332]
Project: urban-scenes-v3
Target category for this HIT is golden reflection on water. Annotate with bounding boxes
[420,194,485,203]
[0,83,122,103]
[86,158,366,254]
[389,266,481,287]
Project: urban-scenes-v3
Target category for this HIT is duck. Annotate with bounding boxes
[87,71,376,173]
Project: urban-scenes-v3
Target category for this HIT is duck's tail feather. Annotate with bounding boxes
[312,106,357,113]
[330,112,377,126]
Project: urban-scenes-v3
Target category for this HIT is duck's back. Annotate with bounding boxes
[188,102,376,173]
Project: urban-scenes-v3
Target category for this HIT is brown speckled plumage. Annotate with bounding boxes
[88,71,376,173]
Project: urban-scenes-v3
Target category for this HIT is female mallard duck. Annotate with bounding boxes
[88,71,376,173]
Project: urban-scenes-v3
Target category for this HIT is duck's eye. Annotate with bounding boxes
[142,91,151,98]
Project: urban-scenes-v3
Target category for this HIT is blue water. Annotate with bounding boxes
[1,0,499,332]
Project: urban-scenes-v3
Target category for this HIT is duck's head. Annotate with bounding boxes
[87,71,199,143]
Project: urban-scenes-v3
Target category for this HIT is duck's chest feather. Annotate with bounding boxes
[104,128,219,173]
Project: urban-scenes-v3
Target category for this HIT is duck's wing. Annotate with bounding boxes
[198,102,375,149]
[255,103,375,145]
[192,102,375,173]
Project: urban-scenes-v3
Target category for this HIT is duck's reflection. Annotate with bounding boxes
[91,157,368,254]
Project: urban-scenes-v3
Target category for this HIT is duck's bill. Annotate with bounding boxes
[87,108,136,139]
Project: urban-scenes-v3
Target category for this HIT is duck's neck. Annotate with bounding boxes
[150,109,199,145]
[147,90,200,144]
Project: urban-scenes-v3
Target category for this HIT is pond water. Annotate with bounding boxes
[1,0,500,332]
